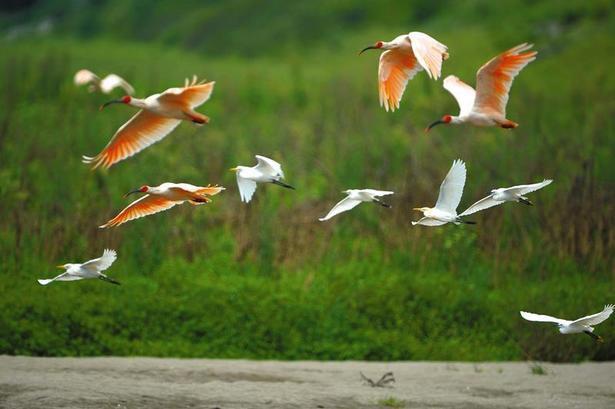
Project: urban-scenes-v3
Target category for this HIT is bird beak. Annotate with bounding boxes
[425,119,445,133]
[99,99,124,111]
[229,167,237,172]
[123,189,142,198]
[359,45,378,55]
[56,264,65,269]
[412,208,422,211]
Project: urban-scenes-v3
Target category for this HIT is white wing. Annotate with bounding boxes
[571,305,614,327]
[237,174,258,203]
[411,217,448,227]
[434,159,466,213]
[408,32,448,80]
[81,249,117,273]
[74,69,99,86]
[100,74,135,95]
[255,155,284,178]
[443,75,476,117]
[520,311,570,326]
[459,194,502,217]
[38,272,83,285]
[505,179,553,196]
[361,189,394,198]
[319,196,362,221]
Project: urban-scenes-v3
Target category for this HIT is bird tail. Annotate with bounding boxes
[272,180,295,190]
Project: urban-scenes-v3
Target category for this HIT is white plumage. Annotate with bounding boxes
[319,189,394,221]
[231,155,294,203]
[520,305,614,342]
[460,179,553,216]
[74,69,135,95]
[38,249,119,286]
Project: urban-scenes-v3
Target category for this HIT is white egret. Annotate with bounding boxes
[74,69,135,95]
[520,305,614,342]
[412,159,474,226]
[319,189,394,221]
[230,155,294,203]
[38,249,119,285]
[460,179,553,216]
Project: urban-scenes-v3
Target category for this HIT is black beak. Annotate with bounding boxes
[425,119,445,133]
[359,46,378,55]
[123,189,142,198]
[100,99,124,111]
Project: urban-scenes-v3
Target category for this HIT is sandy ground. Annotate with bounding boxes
[1,357,614,409]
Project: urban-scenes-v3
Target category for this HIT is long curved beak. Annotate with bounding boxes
[359,46,378,55]
[123,189,142,198]
[99,99,124,111]
[425,119,445,133]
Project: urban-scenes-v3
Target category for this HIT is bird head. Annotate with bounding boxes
[100,95,131,111]
[425,115,453,133]
[124,185,149,198]
[359,41,384,55]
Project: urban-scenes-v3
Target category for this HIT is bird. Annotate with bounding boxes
[230,155,294,203]
[426,43,537,131]
[460,179,552,216]
[38,249,119,286]
[74,69,135,95]
[412,159,474,226]
[99,183,224,228]
[83,76,214,170]
[520,305,614,343]
[359,31,448,112]
[319,189,394,221]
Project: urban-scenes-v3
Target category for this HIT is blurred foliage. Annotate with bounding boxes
[0,0,613,361]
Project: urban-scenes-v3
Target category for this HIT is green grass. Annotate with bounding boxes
[0,1,613,361]
[379,397,406,408]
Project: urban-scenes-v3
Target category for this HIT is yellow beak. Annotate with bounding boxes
[229,167,237,172]
[412,208,422,211]
[56,264,65,269]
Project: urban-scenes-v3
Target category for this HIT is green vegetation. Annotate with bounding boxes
[0,1,613,361]
[379,397,406,408]
[530,363,548,375]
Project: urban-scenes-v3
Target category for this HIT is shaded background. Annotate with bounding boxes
[0,0,613,361]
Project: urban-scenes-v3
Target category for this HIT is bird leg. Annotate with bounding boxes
[99,275,121,285]
[271,180,295,190]
[518,197,533,206]
[373,199,391,208]
[583,331,604,343]
[184,110,209,125]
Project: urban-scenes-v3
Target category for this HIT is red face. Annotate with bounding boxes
[140,185,148,192]
[442,115,452,123]
[375,41,383,48]
[122,95,132,104]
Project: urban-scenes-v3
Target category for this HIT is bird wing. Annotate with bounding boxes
[378,48,423,112]
[81,249,117,273]
[38,272,82,285]
[504,179,553,196]
[99,195,179,228]
[319,196,362,221]
[255,155,284,178]
[74,69,99,86]
[519,311,570,326]
[82,110,181,169]
[236,174,258,203]
[443,75,476,117]
[408,31,449,80]
[571,305,614,327]
[473,43,537,117]
[173,183,225,196]
[411,217,448,227]
[459,194,501,217]
[435,159,466,213]
[100,74,135,95]
[158,78,215,109]
[362,189,394,197]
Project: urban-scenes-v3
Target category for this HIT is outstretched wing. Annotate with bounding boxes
[520,311,570,326]
[361,189,394,197]
[443,75,476,117]
[74,69,99,86]
[237,174,258,203]
[505,179,553,196]
[571,305,614,327]
[435,159,466,213]
[38,272,83,285]
[158,78,215,109]
[411,217,448,227]
[319,196,362,221]
[81,249,117,273]
[99,195,179,228]
[378,48,422,112]
[255,155,284,178]
[83,110,181,170]
[459,194,502,217]
[408,32,448,80]
[473,43,537,117]
[100,74,135,95]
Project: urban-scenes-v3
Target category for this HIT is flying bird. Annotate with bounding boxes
[100,183,224,228]
[230,155,294,203]
[319,189,394,221]
[38,249,119,286]
[520,305,614,343]
[359,31,448,112]
[426,43,537,131]
[74,69,135,95]
[460,179,552,216]
[83,76,214,170]
[412,159,474,226]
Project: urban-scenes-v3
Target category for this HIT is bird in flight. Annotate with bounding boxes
[74,69,135,95]
[460,179,552,216]
[319,189,394,221]
[100,183,224,228]
[230,155,294,203]
[38,249,119,286]
[412,159,474,226]
[426,43,537,131]
[360,31,448,112]
[83,76,214,170]
[520,305,614,343]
